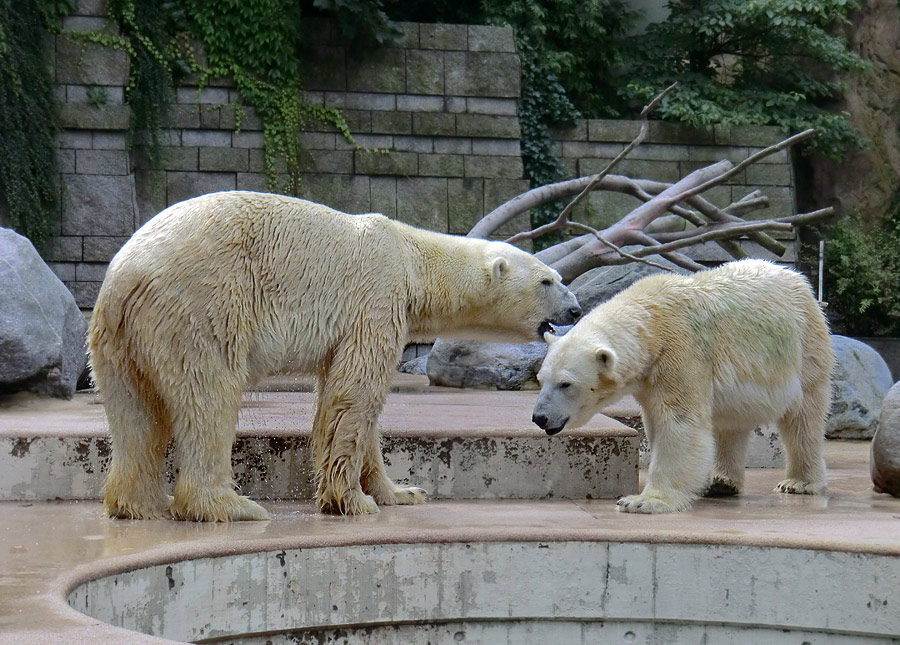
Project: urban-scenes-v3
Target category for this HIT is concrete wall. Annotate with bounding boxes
[43,2,797,308]
[68,541,900,643]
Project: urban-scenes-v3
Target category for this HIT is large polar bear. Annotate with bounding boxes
[89,191,581,521]
[532,259,833,513]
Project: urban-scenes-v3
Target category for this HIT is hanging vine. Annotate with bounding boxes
[0,0,72,245]
[186,0,353,193]
[76,0,356,193]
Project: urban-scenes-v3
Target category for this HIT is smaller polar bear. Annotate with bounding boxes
[533,259,833,513]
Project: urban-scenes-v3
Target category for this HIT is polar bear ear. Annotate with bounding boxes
[543,331,559,345]
[490,256,509,281]
[595,346,616,372]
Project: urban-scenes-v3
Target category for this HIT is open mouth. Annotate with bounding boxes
[537,320,557,337]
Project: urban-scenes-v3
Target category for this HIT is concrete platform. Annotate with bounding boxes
[2,378,899,644]
[1,442,899,644]
[0,374,639,501]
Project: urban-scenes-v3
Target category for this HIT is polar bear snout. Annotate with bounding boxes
[532,412,568,435]
[564,305,583,323]
[552,303,582,327]
[538,305,581,338]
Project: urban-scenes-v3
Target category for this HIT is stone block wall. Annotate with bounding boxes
[39,2,797,308]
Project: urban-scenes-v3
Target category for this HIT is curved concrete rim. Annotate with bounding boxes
[54,520,900,610]
[6,442,900,644]
[63,536,900,644]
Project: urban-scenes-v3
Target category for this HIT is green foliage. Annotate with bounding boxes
[518,46,579,248]
[86,85,109,108]
[385,0,635,247]
[83,1,358,193]
[72,0,183,163]
[478,0,636,118]
[824,207,900,336]
[310,0,401,45]
[0,0,71,244]
[621,0,868,159]
[484,0,635,248]
[110,0,180,160]
[186,0,354,193]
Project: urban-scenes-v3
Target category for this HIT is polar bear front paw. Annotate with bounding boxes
[320,489,380,515]
[705,474,741,497]
[616,493,689,514]
[365,474,428,506]
[392,486,428,505]
[774,478,825,495]
[170,493,270,522]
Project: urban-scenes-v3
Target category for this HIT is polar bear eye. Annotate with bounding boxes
[541,278,552,286]
[558,382,571,389]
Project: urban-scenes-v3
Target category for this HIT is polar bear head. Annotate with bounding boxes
[532,328,625,435]
[466,242,582,343]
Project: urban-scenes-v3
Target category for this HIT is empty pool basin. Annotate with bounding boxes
[67,539,900,644]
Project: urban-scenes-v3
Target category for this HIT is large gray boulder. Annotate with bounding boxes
[871,381,900,497]
[827,335,894,439]
[569,257,688,313]
[0,228,88,398]
[426,339,548,390]
[398,355,428,376]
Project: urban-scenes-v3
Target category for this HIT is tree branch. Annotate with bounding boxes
[503,83,678,246]
[551,160,733,281]
[566,222,674,272]
[626,230,707,271]
[628,208,834,258]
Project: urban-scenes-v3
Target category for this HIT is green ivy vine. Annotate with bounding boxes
[381,0,636,249]
[0,0,71,245]
[78,0,356,194]
[517,44,579,249]
[69,0,182,164]
[186,0,353,193]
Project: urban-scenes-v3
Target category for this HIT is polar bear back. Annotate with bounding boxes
[609,260,823,368]
[96,192,409,380]
[583,259,831,427]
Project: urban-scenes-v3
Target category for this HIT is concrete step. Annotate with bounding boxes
[0,375,639,502]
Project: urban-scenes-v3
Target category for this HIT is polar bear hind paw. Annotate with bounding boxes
[320,489,380,515]
[170,493,270,522]
[616,493,690,514]
[774,479,825,495]
[705,475,741,497]
[104,494,174,520]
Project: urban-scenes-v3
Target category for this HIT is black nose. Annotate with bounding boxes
[532,413,548,429]
[569,306,582,320]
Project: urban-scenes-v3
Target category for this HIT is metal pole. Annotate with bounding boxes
[818,239,824,302]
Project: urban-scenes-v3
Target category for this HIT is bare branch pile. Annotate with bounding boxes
[467,84,834,282]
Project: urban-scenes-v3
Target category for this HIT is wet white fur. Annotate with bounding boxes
[536,259,833,513]
[89,191,579,520]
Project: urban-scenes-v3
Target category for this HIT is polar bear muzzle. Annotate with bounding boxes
[532,410,569,435]
[532,382,576,435]
[537,283,582,338]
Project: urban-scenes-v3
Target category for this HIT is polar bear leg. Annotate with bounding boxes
[705,427,752,497]
[168,383,269,522]
[361,444,428,507]
[618,410,714,514]
[101,377,173,520]
[313,400,380,515]
[312,343,397,515]
[774,385,828,495]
